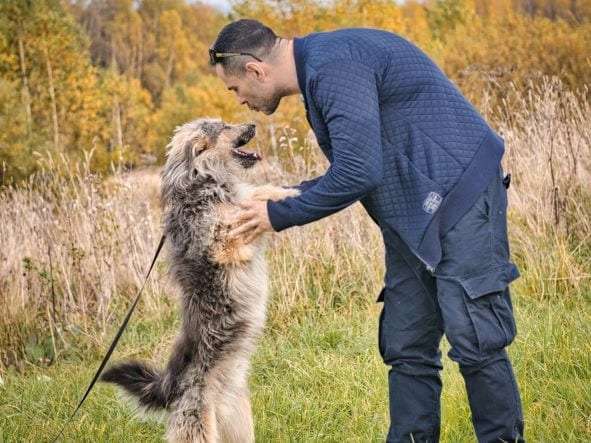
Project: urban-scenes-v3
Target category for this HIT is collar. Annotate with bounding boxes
[293,36,308,96]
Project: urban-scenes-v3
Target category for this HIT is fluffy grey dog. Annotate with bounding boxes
[100,118,299,442]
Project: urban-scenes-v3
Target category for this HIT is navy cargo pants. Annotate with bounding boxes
[377,166,525,442]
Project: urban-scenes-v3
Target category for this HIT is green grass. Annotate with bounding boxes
[1,293,590,442]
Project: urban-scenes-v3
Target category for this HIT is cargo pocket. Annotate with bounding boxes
[458,263,520,354]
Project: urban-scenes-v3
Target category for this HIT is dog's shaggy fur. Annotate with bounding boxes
[100,118,299,442]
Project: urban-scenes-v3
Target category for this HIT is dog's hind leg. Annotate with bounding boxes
[213,355,255,443]
[166,386,219,443]
[216,386,254,443]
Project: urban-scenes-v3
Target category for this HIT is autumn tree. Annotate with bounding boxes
[0,0,105,176]
[1,0,589,183]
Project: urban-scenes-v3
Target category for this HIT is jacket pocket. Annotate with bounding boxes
[491,167,511,264]
[458,263,520,354]
[376,287,386,302]
[377,305,386,359]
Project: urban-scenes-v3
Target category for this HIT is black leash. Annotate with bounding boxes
[51,234,166,442]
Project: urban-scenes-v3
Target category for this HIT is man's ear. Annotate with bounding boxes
[244,61,266,81]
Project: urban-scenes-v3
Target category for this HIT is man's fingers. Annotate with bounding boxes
[224,200,269,242]
[244,227,263,244]
[238,200,255,210]
[229,219,258,238]
[230,209,256,225]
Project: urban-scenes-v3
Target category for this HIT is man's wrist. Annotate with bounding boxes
[266,199,292,232]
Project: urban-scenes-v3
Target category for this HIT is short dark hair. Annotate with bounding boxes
[210,19,278,76]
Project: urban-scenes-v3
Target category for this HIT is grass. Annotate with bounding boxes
[1,289,589,442]
[1,79,590,441]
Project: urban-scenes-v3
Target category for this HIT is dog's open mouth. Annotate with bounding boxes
[232,147,261,162]
[232,128,262,166]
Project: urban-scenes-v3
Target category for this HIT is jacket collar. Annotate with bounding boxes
[293,36,308,97]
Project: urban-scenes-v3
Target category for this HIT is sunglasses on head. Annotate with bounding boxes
[209,48,263,66]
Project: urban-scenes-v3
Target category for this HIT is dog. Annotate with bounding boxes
[100,118,299,442]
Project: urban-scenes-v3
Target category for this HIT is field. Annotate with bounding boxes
[0,79,590,441]
[1,289,589,441]
[1,0,591,440]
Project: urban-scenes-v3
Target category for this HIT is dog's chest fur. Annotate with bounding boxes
[163,176,268,362]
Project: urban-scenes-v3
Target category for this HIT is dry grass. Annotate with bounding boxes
[496,78,591,300]
[0,157,166,369]
[0,77,589,374]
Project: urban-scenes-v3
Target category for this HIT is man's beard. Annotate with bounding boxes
[254,88,285,115]
[259,94,282,115]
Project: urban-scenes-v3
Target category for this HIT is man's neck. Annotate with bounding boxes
[275,38,300,96]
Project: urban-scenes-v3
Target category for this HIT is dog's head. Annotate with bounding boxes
[161,118,262,202]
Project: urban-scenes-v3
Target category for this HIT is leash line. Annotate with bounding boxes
[51,234,166,443]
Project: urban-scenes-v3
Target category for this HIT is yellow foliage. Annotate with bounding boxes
[152,75,248,159]
[0,0,589,182]
[440,9,591,104]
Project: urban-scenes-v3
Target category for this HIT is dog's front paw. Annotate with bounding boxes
[249,185,300,202]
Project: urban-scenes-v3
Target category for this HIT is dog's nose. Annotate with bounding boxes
[247,123,256,134]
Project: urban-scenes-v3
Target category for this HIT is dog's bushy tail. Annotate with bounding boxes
[100,361,169,410]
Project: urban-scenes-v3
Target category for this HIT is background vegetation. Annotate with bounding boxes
[1,0,590,183]
[0,0,590,441]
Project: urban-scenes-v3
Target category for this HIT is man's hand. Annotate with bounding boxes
[228,200,272,244]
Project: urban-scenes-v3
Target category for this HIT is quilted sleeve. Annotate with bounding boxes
[266,61,383,231]
[290,176,322,192]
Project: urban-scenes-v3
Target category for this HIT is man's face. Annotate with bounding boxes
[215,63,282,115]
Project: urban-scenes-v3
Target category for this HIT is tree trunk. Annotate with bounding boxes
[522,0,536,16]
[138,32,144,80]
[165,52,174,89]
[17,31,32,133]
[112,96,123,151]
[545,0,558,20]
[570,0,581,22]
[43,45,60,149]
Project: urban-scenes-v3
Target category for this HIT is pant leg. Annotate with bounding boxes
[436,278,524,442]
[435,166,525,443]
[378,229,444,443]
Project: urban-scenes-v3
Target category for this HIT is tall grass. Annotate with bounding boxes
[494,78,591,300]
[0,156,166,369]
[0,77,589,375]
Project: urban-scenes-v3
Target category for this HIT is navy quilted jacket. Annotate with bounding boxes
[266,28,505,271]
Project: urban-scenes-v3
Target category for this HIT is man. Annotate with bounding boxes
[209,19,525,442]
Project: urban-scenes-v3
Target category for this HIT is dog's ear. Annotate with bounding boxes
[185,131,207,177]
